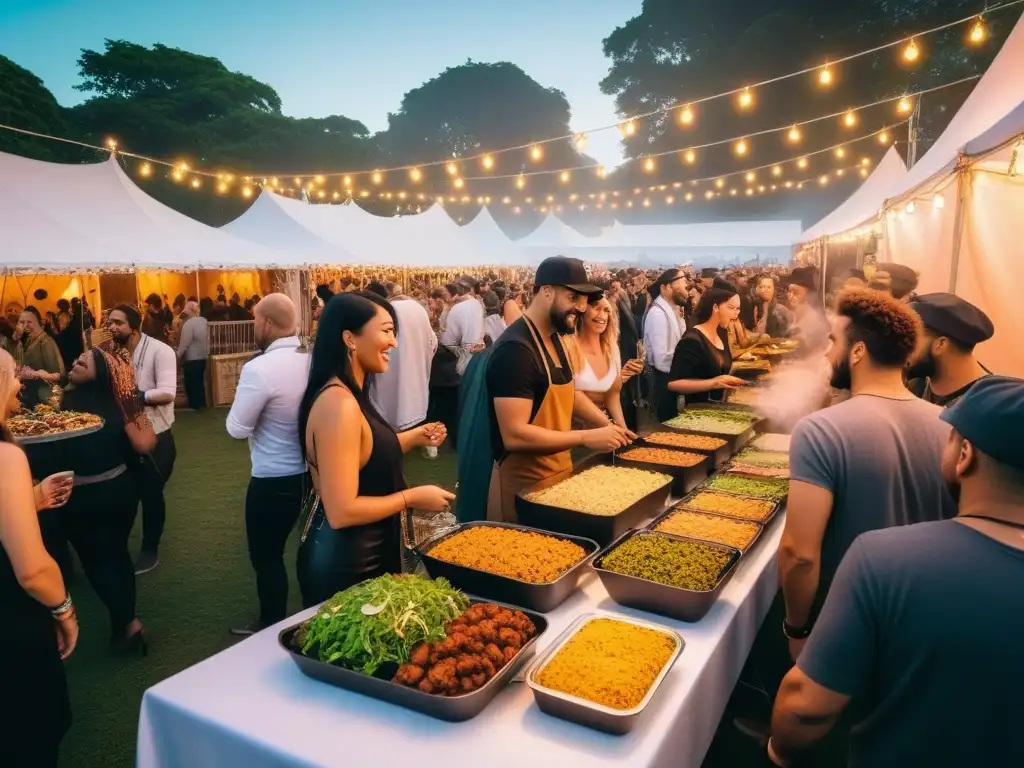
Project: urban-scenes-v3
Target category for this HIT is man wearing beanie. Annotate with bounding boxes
[907,293,993,407]
[770,376,1024,768]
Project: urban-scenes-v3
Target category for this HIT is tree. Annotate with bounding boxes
[599,0,1021,222]
[0,55,86,162]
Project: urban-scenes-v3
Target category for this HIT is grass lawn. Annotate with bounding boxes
[58,409,829,768]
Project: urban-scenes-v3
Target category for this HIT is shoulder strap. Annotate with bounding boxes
[522,316,554,386]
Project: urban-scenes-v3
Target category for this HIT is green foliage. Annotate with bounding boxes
[0,55,88,162]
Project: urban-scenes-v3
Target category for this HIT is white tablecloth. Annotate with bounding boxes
[138,518,783,768]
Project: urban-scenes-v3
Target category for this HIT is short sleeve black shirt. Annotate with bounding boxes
[485,316,573,459]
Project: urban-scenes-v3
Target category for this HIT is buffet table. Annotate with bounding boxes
[137,517,783,768]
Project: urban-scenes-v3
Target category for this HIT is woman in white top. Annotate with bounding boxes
[482,291,507,346]
[569,293,644,430]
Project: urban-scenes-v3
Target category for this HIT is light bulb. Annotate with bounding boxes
[738,87,754,110]
[644,158,655,172]
[191,178,201,189]
[706,190,716,200]
[735,138,749,156]
[837,169,845,177]
[715,178,725,189]
[861,157,871,167]
[835,146,846,159]
[906,201,916,214]
[314,175,325,184]
[819,64,833,86]
[453,177,465,189]
[105,137,117,149]
[745,188,754,197]
[666,196,674,204]
[595,165,607,178]
[621,120,636,137]
[933,193,945,209]
[843,110,857,128]
[797,157,809,170]
[242,186,253,198]
[788,125,802,144]
[446,162,459,176]
[898,97,913,114]
[515,175,526,189]
[139,163,151,178]
[679,104,694,126]
[342,175,351,187]
[730,189,738,196]
[372,171,383,185]
[217,181,228,194]
[903,38,920,63]
[878,130,892,145]
[530,145,543,161]
[409,168,422,183]
[819,175,829,186]
[745,171,756,183]
[969,17,988,45]
[859,168,869,178]
[685,193,693,202]
[560,171,570,183]
[574,133,588,152]
[643,198,651,208]
[683,149,696,164]
[482,154,494,170]
[772,165,782,177]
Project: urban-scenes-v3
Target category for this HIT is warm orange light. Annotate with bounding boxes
[242,186,253,198]
[835,146,846,159]
[515,175,526,189]
[772,165,782,177]
[482,154,494,170]
[679,104,694,126]
[903,38,920,63]
[139,163,151,178]
[745,171,756,183]
[843,110,857,128]
[621,120,636,137]
[372,171,383,184]
[898,97,913,114]
[446,162,459,176]
[735,138,749,156]
[788,125,802,144]
[715,178,725,189]
[559,170,571,183]
[643,157,656,172]
[818,64,833,87]
[878,130,892,145]
[409,168,422,183]
[530,145,543,162]
[969,17,988,45]
[797,157,809,170]
[737,87,754,110]
[453,177,465,189]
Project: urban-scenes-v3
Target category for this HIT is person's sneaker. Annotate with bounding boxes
[134,550,160,575]
[229,619,262,637]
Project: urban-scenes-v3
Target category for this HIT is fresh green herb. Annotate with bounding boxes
[300,574,469,674]
[665,410,757,435]
[705,473,788,501]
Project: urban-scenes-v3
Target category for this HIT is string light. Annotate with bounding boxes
[735,138,749,156]
[621,120,636,137]
[139,163,151,178]
[878,130,892,145]
[715,178,726,189]
[745,188,754,197]
[969,16,988,45]
[772,165,782,177]
[898,97,914,114]
[217,181,228,194]
[797,157,809,170]
[644,157,656,172]
[818,63,833,87]
[515,175,526,189]
[737,87,754,110]
[666,195,675,204]
[679,104,695,126]
[342,175,352,187]
[902,38,920,63]
[819,175,829,186]
[559,170,571,183]
[293,177,301,186]
[595,165,607,178]
[530,144,543,161]
[446,162,459,176]
[837,169,846,177]
[683,149,697,164]
[706,190,716,200]
[242,186,253,198]
[861,157,872,167]
[745,171,757,183]
[835,146,847,159]
[191,178,201,189]
[906,200,916,214]
[685,193,694,202]
[453,177,465,189]
[409,167,422,183]
[933,193,946,209]
[787,125,802,144]
[573,133,588,152]
[642,198,651,208]
[859,168,870,178]
[372,171,383,185]
[481,154,494,170]
[105,137,117,150]
[843,109,858,128]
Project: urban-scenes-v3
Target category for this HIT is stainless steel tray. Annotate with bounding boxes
[279,597,548,722]
[525,612,684,735]
[13,420,104,445]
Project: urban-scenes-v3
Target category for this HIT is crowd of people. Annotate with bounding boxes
[0,253,1020,768]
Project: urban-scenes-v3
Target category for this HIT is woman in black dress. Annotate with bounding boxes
[48,348,156,653]
[297,292,453,607]
[667,284,747,407]
[0,349,77,767]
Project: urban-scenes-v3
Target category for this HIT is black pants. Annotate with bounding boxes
[60,472,139,636]
[246,474,306,626]
[183,359,207,410]
[427,385,460,447]
[132,430,177,554]
[620,380,640,432]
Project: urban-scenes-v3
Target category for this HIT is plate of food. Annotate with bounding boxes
[8,407,104,444]
[279,573,547,721]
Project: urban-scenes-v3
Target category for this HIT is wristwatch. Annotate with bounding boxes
[782,617,813,640]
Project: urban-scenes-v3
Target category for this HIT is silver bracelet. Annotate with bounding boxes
[51,593,74,617]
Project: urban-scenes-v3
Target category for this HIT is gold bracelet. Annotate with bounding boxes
[400,490,409,511]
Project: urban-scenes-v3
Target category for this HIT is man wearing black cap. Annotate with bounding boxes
[485,256,633,522]
[643,268,689,421]
[907,293,993,408]
[769,376,1024,768]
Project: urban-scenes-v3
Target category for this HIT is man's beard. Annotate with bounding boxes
[550,306,578,335]
[671,291,688,307]
[905,349,937,381]
[112,332,132,347]
[830,356,852,390]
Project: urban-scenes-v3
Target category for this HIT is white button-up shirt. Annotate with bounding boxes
[439,297,484,348]
[226,337,311,478]
[643,295,686,373]
[371,299,438,431]
[132,334,178,434]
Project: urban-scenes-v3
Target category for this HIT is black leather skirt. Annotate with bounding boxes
[296,502,402,607]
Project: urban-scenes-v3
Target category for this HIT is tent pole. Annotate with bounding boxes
[947,161,970,294]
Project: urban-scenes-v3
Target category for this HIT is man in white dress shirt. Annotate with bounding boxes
[109,305,178,575]
[372,287,438,432]
[643,268,689,421]
[439,277,485,351]
[226,294,311,635]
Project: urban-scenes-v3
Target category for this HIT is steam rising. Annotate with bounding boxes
[746,356,834,433]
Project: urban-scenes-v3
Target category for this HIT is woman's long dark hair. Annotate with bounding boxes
[62,348,144,427]
[692,285,738,325]
[298,292,399,462]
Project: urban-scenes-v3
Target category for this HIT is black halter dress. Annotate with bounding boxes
[297,384,407,607]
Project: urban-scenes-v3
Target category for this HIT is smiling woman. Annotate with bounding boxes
[296,292,454,606]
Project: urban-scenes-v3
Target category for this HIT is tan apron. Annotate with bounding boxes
[487,317,575,523]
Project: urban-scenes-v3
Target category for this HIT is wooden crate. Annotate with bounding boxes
[210,352,257,407]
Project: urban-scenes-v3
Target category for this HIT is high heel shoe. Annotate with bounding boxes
[113,627,148,657]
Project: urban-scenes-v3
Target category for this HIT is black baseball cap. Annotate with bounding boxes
[942,376,1024,469]
[534,256,601,295]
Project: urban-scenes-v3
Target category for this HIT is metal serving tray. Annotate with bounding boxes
[696,470,790,506]
[525,612,684,735]
[515,453,673,546]
[278,597,548,722]
[612,446,713,496]
[658,419,755,457]
[417,521,599,613]
[637,431,733,468]
[685,402,769,433]
[593,529,742,623]
[674,488,783,526]
[13,420,104,445]
[646,506,766,553]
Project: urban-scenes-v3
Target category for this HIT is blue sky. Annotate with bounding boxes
[0,0,638,167]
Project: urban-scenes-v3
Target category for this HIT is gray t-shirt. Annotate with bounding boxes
[798,521,1024,768]
[790,394,956,609]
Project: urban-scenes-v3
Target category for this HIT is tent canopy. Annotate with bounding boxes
[0,152,302,273]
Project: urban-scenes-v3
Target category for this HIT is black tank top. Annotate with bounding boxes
[297,383,407,607]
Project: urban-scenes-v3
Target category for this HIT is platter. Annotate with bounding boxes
[525,612,683,735]
[611,445,713,496]
[279,596,548,722]
[646,506,766,553]
[417,521,599,613]
[13,420,104,445]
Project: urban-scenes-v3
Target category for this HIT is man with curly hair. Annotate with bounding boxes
[779,289,957,661]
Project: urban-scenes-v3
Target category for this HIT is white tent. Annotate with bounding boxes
[459,207,531,265]
[800,147,908,241]
[0,152,302,273]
